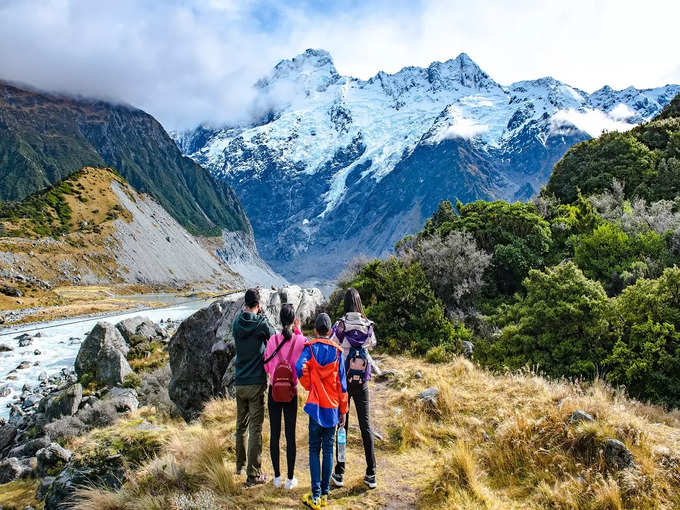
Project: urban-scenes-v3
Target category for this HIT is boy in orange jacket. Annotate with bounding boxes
[296,313,348,509]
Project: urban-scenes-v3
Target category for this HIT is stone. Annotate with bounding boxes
[569,410,595,424]
[462,341,474,358]
[605,439,635,469]
[18,337,33,348]
[0,284,22,297]
[95,345,132,387]
[0,384,11,398]
[0,424,17,451]
[38,371,48,381]
[17,360,31,370]
[220,357,237,399]
[102,387,139,413]
[0,457,31,483]
[36,443,72,477]
[34,349,42,355]
[42,384,83,420]
[0,343,13,352]
[44,459,126,510]
[116,316,168,344]
[37,476,56,501]
[418,387,439,407]
[8,436,51,458]
[414,371,423,379]
[75,322,129,383]
[374,369,398,383]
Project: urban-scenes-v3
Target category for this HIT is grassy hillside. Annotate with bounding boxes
[0,81,248,236]
[29,355,678,510]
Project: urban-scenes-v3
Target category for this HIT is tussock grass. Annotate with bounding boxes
[67,355,680,510]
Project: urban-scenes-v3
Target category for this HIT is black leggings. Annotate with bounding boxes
[268,387,298,479]
[334,383,376,477]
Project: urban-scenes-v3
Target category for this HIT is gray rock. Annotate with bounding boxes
[75,322,129,383]
[0,423,17,452]
[102,387,139,413]
[16,360,32,370]
[95,345,132,387]
[374,370,398,383]
[18,336,33,347]
[0,284,22,297]
[0,457,31,483]
[462,341,474,358]
[414,371,423,379]
[0,343,13,352]
[569,410,595,424]
[36,443,72,477]
[220,357,237,399]
[116,316,168,344]
[418,387,439,407]
[42,384,83,420]
[8,436,51,458]
[0,384,11,398]
[605,439,635,469]
[44,459,126,510]
[37,476,55,501]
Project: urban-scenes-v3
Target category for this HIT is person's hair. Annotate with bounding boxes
[344,287,364,315]
[244,288,260,309]
[280,303,295,342]
[315,313,331,336]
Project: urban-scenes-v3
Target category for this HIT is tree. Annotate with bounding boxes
[439,201,552,295]
[405,231,492,316]
[336,258,460,354]
[477,262,612,379]
[605,267,680,408]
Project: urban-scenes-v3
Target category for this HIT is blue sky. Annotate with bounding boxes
[1,0,678,128]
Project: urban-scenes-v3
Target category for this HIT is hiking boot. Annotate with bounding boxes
[284,477,298,489]
[235,464,244,476]
[364,474,377,489]
[273,476,282,488]
[320,494,328,507]
[330,472,344,487]
[245,473,268,487]
[302,493,321,509]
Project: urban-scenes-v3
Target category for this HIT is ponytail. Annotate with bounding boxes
[279,303,296,344]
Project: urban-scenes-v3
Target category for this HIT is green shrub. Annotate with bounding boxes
[123,372,143,389]
[426,345,450,364]
[605,267,680,407]
[477,262,613,379]
[337,258,457,355]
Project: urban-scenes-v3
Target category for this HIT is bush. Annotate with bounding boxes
[123,372,142,389]
[337,258,458,355]
[404,231,491,316]
[605,267,680,407]
[477,262,613,379]
[438,200,552,295]
[426,346,450,364]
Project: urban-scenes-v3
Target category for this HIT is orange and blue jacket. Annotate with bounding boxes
[295,337,348,428]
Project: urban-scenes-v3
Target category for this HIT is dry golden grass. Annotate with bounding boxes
[69,355,680,510]
[0,479,43,510]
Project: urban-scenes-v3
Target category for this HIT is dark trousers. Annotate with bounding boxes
[309,418,335,498]
[267,387,298,479]
[334,383,376,477]
[235,383,267,479]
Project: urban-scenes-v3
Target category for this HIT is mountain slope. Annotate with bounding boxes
[0,81,248,236]
[176,49,680,281]
[0,167,283,290]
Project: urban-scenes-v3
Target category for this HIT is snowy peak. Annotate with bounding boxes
[257,48,341,93]
[427,52,498,90]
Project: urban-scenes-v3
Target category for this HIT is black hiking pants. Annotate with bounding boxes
[334,383,376,477]
[268,386,298,480]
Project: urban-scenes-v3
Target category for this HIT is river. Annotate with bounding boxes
[0,297,214,419]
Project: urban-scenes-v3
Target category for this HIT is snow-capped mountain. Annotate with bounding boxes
[175,49,680,282]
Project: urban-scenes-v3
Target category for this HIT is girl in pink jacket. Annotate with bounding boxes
[263,303,306,490]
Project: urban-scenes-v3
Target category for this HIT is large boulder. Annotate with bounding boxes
[42,384,83,421]
[169,286,324,421]
[75,322,131,386]
[8,436,51,459]
[44,460,125,510]
[116,316,168,344]
[0,423,17,453]
[605,439,635,469]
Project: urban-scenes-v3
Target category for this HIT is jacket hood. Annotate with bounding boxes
[235,311,268,334]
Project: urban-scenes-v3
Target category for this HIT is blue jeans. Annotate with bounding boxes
[308,418,335,498]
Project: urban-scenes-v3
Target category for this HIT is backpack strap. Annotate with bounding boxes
[264,334,290,365]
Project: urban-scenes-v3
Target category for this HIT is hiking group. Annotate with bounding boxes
[231,287,377,509]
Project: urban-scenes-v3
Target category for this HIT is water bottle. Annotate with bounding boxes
[337,426,347,463]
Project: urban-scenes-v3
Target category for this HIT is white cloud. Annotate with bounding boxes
[551,109,634,137]
[609,103,636,120]
[0,0,678,130]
